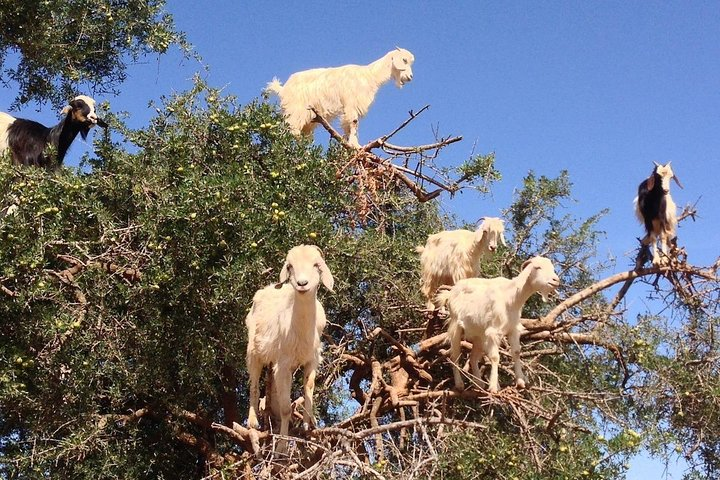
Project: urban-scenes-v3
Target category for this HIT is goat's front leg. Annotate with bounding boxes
[246,354,262,429]
[341,116,361,148]
[302,362,318,430]
[658,229,673,265]
[272,364,292,453]
[508,323,527,390]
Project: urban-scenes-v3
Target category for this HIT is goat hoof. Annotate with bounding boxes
[515,378,527,390]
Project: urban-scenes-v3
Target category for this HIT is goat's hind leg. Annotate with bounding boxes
[468,340,485,389]
[483,330,501,394]
[448,322,465,391]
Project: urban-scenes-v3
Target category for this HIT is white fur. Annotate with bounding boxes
[266,48,415,148]
[245,245,334,446]
[416,217,506,310]
[435,256,560,394]
[0,112,16,155]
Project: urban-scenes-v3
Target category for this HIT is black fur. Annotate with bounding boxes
[637,169,667,236]
[5,98,105,170]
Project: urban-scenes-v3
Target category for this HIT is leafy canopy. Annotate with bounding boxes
[0,0,189,107]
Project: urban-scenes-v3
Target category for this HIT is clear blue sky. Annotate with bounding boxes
[3,2,719,477]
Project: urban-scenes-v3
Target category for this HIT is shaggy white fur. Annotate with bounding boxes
[266,48,415,147]
[245,245,334,450]
[416,217,506,310]
[436,256,559,394]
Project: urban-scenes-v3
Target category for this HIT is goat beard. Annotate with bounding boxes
[80,125,92,140]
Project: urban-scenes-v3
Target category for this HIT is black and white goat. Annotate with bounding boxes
[634,161,683,265]
[0,95,107,169]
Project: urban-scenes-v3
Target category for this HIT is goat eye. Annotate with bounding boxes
[403,58,408,64]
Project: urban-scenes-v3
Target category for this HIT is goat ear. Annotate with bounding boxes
[318,259,334,292]
[520,258,533,271]
[673,174,684,189]
[310,245,324,258]
[500,232,508,246]
[646,173,655,191]
[61,105,72,116]
[279,262,290,283]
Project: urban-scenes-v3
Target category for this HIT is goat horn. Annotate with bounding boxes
[653,161,661,168]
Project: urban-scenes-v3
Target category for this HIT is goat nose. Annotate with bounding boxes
[297,279,309,287]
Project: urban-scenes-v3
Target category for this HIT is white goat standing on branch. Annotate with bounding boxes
[266,47,415,148]
[435,256,560,393]
[245,245,334,449]
[416,217,507,310]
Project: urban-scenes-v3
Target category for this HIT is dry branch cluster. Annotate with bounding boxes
[311,106,465,225]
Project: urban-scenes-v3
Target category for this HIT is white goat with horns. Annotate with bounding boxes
[435,256,560,394]
[416,217,507,310]
[245,245,334,449]
[266,47,415,148]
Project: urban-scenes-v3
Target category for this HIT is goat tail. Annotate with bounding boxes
[265,78,283,96]
[434,287,452,312]
[415,245,425,254]
[445,307,461,344]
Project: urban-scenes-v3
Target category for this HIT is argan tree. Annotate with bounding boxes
[1,79,718,480]
[1,9,719,478]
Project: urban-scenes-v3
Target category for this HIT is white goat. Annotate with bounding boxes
[245,245,334,445]
[266,48,415,148]
[634,161,682,265]
[416,217,506,310]
[0,95,107,169]
[435,256,560,393]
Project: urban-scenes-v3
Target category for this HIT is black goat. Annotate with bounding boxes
[634,161,683,265]
[0,95,107,169]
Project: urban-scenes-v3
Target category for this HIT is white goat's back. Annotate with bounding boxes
[417,217,506,304]
[421,229,478,275]
[441,277,513,334]
[0,112,16,153]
